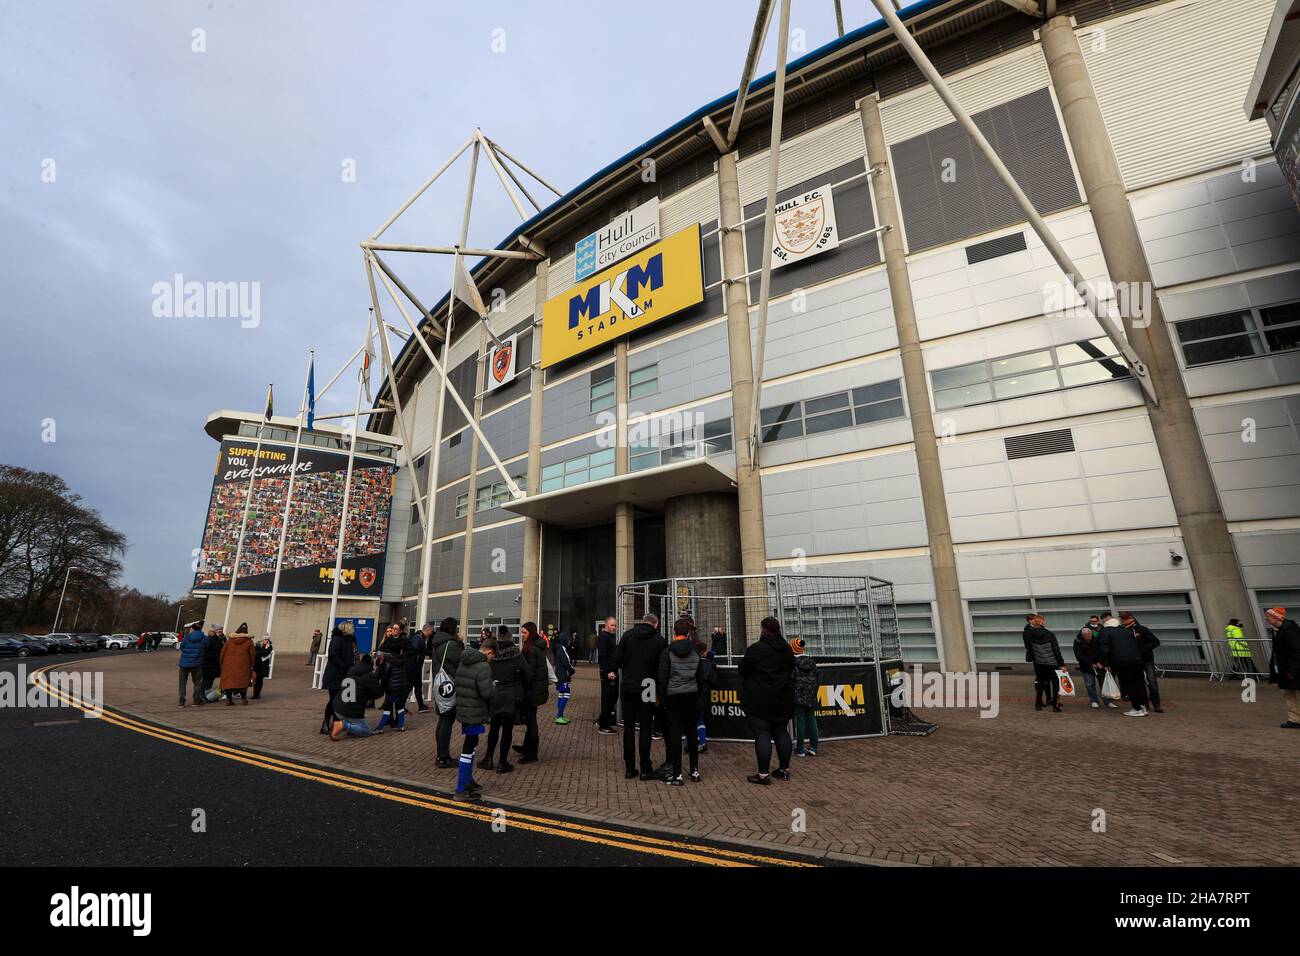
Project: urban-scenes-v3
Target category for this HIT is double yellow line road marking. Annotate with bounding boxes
[29,663,811,868]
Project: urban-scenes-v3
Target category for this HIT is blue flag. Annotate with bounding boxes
[306,356,316,431]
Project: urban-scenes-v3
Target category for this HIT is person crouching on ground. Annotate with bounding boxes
[790,637,820,756]
[483,626,530,774]
[552,629,574,726]
[1099,615,1148,717]
[331,654,381,740]
[1264,606,1300,729]
[252,637,273,699]
[739,616,795,785]
[1023,614,1064,712]
[657,618,702,785]
[375,625,413,733]
[453,639,497,800]
[220,624,257,705]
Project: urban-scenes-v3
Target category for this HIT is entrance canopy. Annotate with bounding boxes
[501,457,736,527]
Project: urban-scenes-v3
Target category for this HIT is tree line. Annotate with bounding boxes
[0,464,193,634]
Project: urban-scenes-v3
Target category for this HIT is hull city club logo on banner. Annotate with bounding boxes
[575,197,661,281]
[486,332,520,392]
[192,438,394,597]
[542,223,703,368]
[770,185,839,269]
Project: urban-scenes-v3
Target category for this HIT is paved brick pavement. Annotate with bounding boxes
[62,652,1299,866]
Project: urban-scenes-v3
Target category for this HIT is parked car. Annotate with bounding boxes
[40,633,78,654]
[104,633,136,649]
[17,636,50,656]
[0,634,34,657]
[156,632,179,649]
[70,634,101,652]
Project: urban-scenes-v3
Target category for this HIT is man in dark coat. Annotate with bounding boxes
[430,618,464,769]
[1023,614,1064,712]
[201,627,224,698]
[482,628,531,773]
[1264,607,1300,728]
[319,622,357,734]
[251,638,273,699]
[614,613,668,780]
[515,623,550,763]
[1121,610,1163,713]
[1099,616,1148,717]
[1073,624,1113,709]
[408,621,429,713]
[738,616,796,784]
[596,615,619,734]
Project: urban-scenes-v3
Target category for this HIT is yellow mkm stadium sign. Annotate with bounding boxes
[541,223,703,368]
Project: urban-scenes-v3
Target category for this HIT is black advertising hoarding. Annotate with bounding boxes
[193,438,394,598]
[704,661,888,741]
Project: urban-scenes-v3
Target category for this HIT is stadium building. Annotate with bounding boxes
[204,0,1300,665]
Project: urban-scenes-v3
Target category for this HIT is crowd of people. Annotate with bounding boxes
[196,467,391,586]
[176,620,274,707]
[1025,607,1300,727]
[314,609,825,800]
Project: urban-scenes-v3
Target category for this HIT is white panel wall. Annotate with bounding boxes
[1235,530,1300,590]
[956,537,1195,600]
[938,414,1177,543]
[879,44,1050,144]
[1079,0,1274,190]
[660,173,720,233]
[908,210,1109,341]
[737,113,867,205]
[1196,396,1300,520]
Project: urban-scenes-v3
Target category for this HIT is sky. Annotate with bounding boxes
[0,0,867,599]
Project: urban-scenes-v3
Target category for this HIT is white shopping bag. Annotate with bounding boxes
[1101,671,1121,701]
[1055,668,1075,698]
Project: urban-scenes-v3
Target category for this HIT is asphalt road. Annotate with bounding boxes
[0,656,692,867]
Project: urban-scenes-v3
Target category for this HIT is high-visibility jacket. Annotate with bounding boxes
[1225,624,1251,658]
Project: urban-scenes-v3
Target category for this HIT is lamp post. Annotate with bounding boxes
[51,566,82,633]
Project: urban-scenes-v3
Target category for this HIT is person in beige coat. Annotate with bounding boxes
[220,623,257,705]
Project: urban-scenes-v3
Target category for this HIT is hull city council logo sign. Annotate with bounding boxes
[486,332,519,392]
[770,184,839,269]
[575,197,661,281]
[541,223,703,369]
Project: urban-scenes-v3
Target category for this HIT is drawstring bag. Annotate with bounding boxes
[1101,671,1121,701]
[433,642,456,714]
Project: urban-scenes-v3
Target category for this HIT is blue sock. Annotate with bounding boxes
[456,753,474,792]
[556,684,570,718]
[377,712,390,731]
[396,710,406,730]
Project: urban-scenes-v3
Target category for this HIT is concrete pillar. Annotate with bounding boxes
[716,151,769,581]
[457,321,490,629]
[614,339,635,586]
[665,493,742,578]
[858,93,971,671]
[520,254,548,622]
[1041,16,1259,646]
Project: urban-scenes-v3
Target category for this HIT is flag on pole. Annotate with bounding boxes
[452,250,489,319]
[264,384,274,421]
[306,355,316,431]
[362,324,374,404]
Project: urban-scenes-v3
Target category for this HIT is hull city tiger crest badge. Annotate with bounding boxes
[358,567,377,589]
[487,332,519,391]
[770,185,840,269]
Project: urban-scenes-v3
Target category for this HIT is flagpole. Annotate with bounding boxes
[222,387,273,633]
[263,350,314,641]
[326,325,370,639]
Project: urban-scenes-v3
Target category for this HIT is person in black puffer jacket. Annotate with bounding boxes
[1073,624,1113,709]
[614,614,668,779]
[429,618,464,768]
[330,656,381,739]
[1099,616,1148,716]
[790,638,820,756]
[376,626,413,732]
[516,623,550,763]
[739,617,795,784]
[482,629,532,773]
[656,619,702,784]
[452,642,496,800]
[1023,614,1065,712]
[319,622,356,733]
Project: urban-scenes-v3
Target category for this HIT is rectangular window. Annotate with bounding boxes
[589,379,615,413]
[760,403,803,443]
[629,364,659,401]
[930,340,1130,410]
[454,493,469,518]
[1173,300,1300,367]
[761,381,905,443]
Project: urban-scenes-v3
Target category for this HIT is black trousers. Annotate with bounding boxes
[178,666,203,704]
[486,714,515,762]
[518,703,540,758]
[1033,663,1059,706]
[410,659,425,708]
[749,714,792,774]
[664,694,699,777]
[436,705,457,761]
[1115,663,1148,709]
[323,687,339,727]
[252,672,265,698]
[598,676,619,728]
[622,693,656,774]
